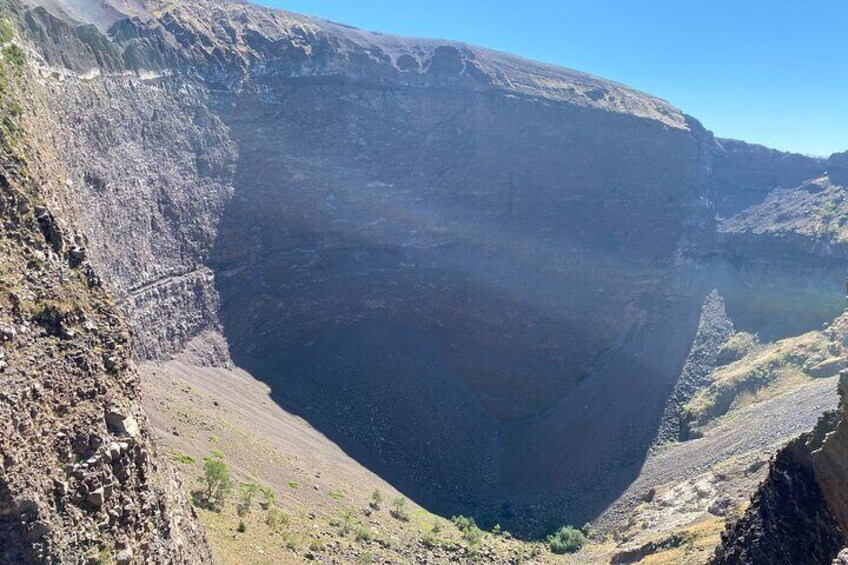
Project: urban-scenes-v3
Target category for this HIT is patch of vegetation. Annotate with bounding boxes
[451,515,485,551]
[341,510,355,535]
[174,453,195,465]
[26,256,45,271]
[308,538,325,552]
[93,548,113,565]
[328,489,345,501]
[547,525,585,554]
[683,327,836,433]
[287,481,299,489]
[265,507,289,529]
[451,515,476,532]
[421,522,459,552]
[0,19,13,43]
[716,332,759,366]
[194,451,233,511]
[620,517,726,564]
[369,489,382,510]
[354,525,373,542]
[390,496,409,521]
[282,532,298,551]
[1,44,25,73]
[236,481,259,517]
[236,480,277,518]
[258,484,276,509]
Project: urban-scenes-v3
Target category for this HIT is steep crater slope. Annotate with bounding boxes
[13,0,846,540]
[0,4,209,562]
[210,63,711,525]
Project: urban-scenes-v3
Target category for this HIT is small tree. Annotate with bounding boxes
[259,485,277,510]
[547,526,585,555]
[237,482,260,517]
[451,515,476,533]
[201,453,233,511]
[452,516,484,550]
[370,490,383,510]
[391,496,409,521]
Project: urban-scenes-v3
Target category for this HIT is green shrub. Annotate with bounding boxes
[2,44,25,72]
[197,452,232,511]
[451,515,484,550]
[282,532,297,551]
[308,538,324,552]
[341,510,355,534]
[174,453,195,465]
[265,507,290,529]
[93,548,112,565]
[370,489,383,509]
[391,497,409,521]
[237,482,259,517]
[547,525,585,554]
[354,526,373,542]
[716,332,759,365]
[451,515,476,533]
[0,19,13,43]
[259,485,276,510]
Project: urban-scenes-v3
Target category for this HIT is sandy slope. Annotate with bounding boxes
[139,354,609,564]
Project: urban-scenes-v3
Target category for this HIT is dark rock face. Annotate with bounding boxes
[711,435,844,565]
[711,377,848,565]
[13,0,848,541]
[205,33,712,525]
[828,152,848,185]
[713,169,848,341]
[711,138,825,218]
[656,290,735,443]
[0,4,210,560]
[211,80,708,423]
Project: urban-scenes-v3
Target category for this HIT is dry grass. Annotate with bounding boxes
[636,517,726,565]
[683,324,845,432]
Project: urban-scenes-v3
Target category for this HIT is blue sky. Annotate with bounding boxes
[256,1,846,157]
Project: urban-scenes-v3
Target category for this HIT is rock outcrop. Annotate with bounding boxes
[711,375,848,564]
[0,3,210,561]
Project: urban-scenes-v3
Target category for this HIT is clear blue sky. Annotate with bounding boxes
[256,0,846,157]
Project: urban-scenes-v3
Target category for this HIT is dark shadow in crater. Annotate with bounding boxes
[229,316,501,518]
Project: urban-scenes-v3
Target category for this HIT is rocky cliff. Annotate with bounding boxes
[0,3,209,561]
[710,375,848,565]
